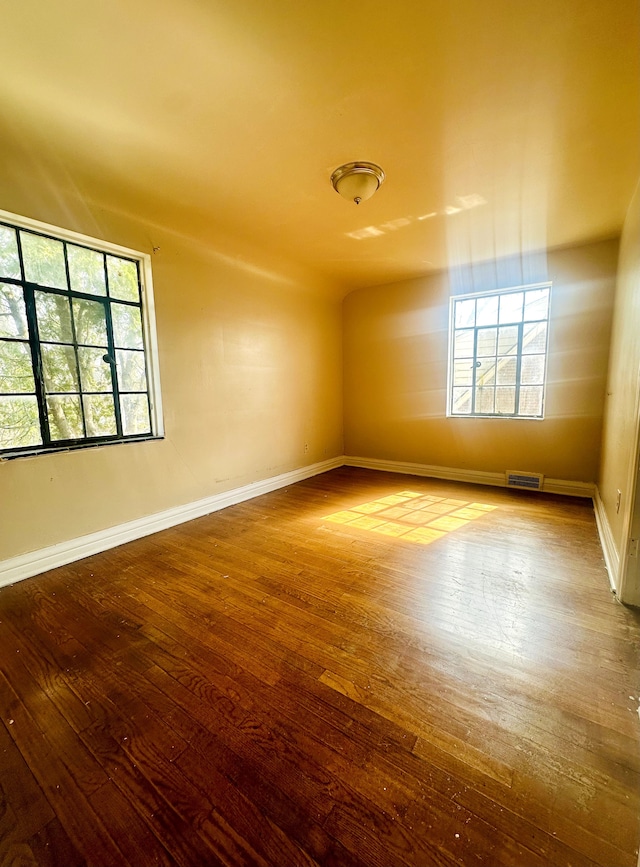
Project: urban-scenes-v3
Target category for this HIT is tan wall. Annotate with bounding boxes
[1,202,343,561]
[344,239,617,482]
[598,181,640,593]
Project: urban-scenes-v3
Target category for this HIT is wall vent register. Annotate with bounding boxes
[506,471,544,491]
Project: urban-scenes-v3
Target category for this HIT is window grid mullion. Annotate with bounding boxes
[22,284,51,445]
[14,226,51,445]
[101,252,125,435]
[471,325,479,414]
[490,351,497,415]
[135,263,153,431]
[514,322,524,415]
[67,287,89,440]
[102,252,110,299]
[449,304,457,415]
[104,301,123,438]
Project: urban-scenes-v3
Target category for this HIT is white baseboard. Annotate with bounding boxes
[0,454,599,590]
[0,456,343,589]
[345,455,504,487]
[593,486,620,594]
[542,479,595,497]
[344,455,595,498]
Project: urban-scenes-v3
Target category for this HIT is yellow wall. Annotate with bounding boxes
[343,239,617,482]
[0,201,343,561]
[0,178,627,569]
[598,180,640,600]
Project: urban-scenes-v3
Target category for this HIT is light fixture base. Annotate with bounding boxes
[331,161,385,204]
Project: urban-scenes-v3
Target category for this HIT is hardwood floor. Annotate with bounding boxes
[1,466,639,866]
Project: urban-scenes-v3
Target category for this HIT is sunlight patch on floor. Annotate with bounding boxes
[323,491,497,545]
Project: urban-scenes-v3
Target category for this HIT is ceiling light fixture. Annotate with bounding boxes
[330,161,385,204]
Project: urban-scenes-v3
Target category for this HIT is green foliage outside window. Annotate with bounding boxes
[0,218,156,455]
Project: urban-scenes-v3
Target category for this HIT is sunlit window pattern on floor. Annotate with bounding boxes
[323,490,497,544]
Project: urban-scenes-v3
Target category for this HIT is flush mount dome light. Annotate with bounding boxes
[330,161,385,204]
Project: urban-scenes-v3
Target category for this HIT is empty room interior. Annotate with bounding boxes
[1,1,639,865]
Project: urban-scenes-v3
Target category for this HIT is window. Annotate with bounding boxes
[448,283,550,418]
[0,209,163,457]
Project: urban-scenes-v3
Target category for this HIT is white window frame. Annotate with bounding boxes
[446,282,551,419]
[0,207,164,457]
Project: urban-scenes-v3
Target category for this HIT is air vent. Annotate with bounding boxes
[506,471,544,491]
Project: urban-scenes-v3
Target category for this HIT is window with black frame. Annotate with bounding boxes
[0,213,162,456]
[448,284,551,419]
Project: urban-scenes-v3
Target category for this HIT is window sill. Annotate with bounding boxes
[0,434,164,462]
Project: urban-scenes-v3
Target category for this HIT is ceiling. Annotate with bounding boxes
[1,0,638,291]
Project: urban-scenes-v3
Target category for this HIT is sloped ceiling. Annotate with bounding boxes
[1,0,638,291]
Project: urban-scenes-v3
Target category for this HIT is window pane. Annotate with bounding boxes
[121,393,151,435]
[524,288,549,321]
[78,347,113,392]
[498,292,523,324]
[453,329,473,358]
[0,395,41,448]
[476,359,496,387]
[20,232,67,289]
[476,295,499,326]
[497,325,518,355]
[42,344,79,393]
[73,298,108,346]
[452,387,471,414]
[0,226,21,279]
[519,386,543,416]
[111,303,143,349]
[475,387,495,413]
[454,298,475,328]
[116,349,146,391]
[522,322,547,354]
[83,394,117,436]
[0,215,157,456]
[35,291,73,343]
[496,356,517,385]
[47,395,84,440]
[107,256,139,302]
[0,341,35,393]
[521,354,545,385]
[453,358,473,387]
[68,245,106,296]
[449,284,550,420]
[476,328,497,357]
[495,387,516,414]
[0,284,28,337]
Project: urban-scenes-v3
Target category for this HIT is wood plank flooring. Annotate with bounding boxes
[1,466,639,866]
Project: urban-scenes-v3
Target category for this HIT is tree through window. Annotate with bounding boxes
[0,211,163,456]
[448,284,551,418]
